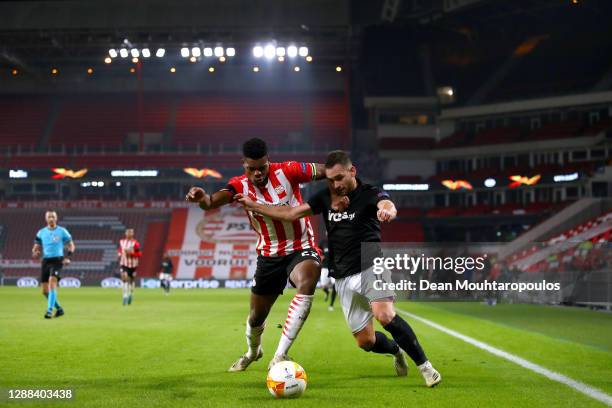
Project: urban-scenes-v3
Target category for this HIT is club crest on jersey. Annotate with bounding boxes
[328,211,356,222]
[274,184,286,195]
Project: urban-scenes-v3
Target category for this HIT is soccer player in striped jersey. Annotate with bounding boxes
[186,138,326,371]
[236,151,441,387]
[118,228,141,306]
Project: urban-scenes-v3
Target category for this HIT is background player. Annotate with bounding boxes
[159,253,173,296]
[236,150,442,387]
[186,138,326,371]
[118,228,141,306]
[32,210,75,319]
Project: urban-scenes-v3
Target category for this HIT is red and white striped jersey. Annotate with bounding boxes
[224,161,319,258]
[118,238,142,268]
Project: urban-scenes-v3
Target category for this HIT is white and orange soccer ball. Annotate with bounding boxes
[266,361,307,398]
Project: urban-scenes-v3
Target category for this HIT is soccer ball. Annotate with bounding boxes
[266,361,307,398]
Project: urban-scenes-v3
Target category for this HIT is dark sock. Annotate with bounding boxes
[330,287,337,307]
[367,331,400,354]
[383,315,427,365]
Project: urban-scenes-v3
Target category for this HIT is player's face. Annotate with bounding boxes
[325,164,357,196]
[243,156,270,186]
[45,212,57,227]
[125,229,134,239]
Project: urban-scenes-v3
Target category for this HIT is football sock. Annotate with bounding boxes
[47,289,56,313]
[330,287,337,307]
[367,331,400,355]
[245,319,265,359]
[274,294,313,357]
[383,315,427,365]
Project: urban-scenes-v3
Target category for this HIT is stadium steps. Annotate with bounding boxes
[499,198,612,260]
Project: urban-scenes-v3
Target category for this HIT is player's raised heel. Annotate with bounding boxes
[418,361,441,387]
[268,354,292,371]
[393,351,408,377]
[54,308,64,318]
[228,347,263,372]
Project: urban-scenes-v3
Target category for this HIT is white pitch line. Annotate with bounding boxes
[396,308,612,407]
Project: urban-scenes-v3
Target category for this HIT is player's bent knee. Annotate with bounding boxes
[374,310,396,326]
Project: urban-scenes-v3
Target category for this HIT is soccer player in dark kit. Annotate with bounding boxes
[236,150,441,387]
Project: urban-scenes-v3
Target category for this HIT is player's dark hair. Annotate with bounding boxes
[242,138,268,160]
[325,150,352,168]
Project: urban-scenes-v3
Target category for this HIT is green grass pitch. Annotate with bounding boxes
[1,287,611,407]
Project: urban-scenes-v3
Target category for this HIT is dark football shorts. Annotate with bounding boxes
[121,266,137,278]
[251,249,321,295]
[41,257,63,283]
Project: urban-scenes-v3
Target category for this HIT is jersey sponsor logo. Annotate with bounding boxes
[274,184,286,195]
[59,277,81,288]
[17,277,39,287]
[328,211,356,222]
[101,277,123,288]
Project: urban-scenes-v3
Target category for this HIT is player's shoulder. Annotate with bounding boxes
[36,227,47,235]
[270,161,288,172]
[228,174,247,183]
[226,174,247,189]
[361,183,390,198]
[275,160,304,170]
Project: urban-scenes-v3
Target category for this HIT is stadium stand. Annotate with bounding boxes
[0,209,171,281]
[48,96,171,148]
[0,97,50,149]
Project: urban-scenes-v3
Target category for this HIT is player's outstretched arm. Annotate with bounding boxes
[377,199,397,223]
[185,187,232,211]
[234,194,313,222]
[313,163,326,181]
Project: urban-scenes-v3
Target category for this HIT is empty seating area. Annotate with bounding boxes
[174,93,349,149]
[507,211,612,273]
[0,209,171,279]
[0,92,349,154]
[0,97,50,149]
[49,96,171,148]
